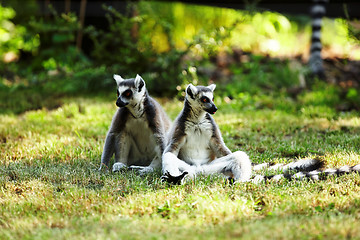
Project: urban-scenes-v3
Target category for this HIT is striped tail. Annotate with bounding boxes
[251,158,325,183]
[252,158,325,172]
[252,163,360,184]
[308,0,328,78]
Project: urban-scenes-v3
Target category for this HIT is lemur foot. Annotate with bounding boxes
[112,162,127,172]
[129,166,154,175]
[161,171,188,185]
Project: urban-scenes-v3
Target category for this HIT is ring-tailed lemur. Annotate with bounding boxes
[160,84,355,184]
[161,83,252,184]
[99,74,171,174]
[309,0,328,78]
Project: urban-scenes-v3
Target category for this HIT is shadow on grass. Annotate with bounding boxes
[0,159,166,194]
[0,87,64,114]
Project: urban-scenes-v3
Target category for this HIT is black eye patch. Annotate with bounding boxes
[122,90,133,98]
[200,96,210,103]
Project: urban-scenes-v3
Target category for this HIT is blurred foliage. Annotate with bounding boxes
[344,5,360,45]
[0,0,38,23]
[225,56,299,96]
[26,6,88,73]
[85,5,145,70]
[85,4,189,96]
[0,4,39,64]
[0,1,360,114]
[0,2,88,82]
[138,2,360,59]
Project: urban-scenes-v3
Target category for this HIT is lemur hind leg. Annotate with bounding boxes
[128,143,163,174]
[201,151,252,182]
[129,157,160,174]
[113,133,153,173]
[162,151,251,184]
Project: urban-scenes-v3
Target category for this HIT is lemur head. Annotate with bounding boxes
[113,74,146,108]
[185,83,217,114]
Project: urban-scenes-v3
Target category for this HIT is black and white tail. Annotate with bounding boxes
[252,158,325,172]
[251,158,324,183]
[251,158,360,183]
[308,0,328,78]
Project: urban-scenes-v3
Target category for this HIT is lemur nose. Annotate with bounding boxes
[212,105,218,114]
[116,98,128,108]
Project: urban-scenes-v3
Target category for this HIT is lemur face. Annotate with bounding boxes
[186,84,218,114]
[113,74,145,108]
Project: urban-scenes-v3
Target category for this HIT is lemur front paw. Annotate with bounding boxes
[129,166,154,175]
[112,162,127,172]
[161,171,188,185]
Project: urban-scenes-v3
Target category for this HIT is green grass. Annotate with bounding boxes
[1,96,360,239]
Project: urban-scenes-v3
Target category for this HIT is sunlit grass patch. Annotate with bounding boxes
[0,96,360,239]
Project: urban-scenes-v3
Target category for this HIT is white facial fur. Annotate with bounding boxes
[208,84,216,92]
[186,84,216,107]
[186,84,198,97]
[115,74,146,107]
[132,75,146,104]
[201,91,214,102]
[114,74,124,86]
[134,74,143,89]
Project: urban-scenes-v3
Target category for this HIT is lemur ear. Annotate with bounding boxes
[208,84,216,92]
[186,84,198,99]
[113,74,124,85]
[134,74,145,92]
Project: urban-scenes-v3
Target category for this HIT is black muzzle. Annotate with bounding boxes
[205,104,217,115]
[116,98,128,108]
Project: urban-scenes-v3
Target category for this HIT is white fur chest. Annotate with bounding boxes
[179,119,213,166]
[124,116,157,156]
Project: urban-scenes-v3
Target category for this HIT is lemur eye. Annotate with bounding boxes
[117,90,119,97]
[122,90,132,98]
[201,97,209,103]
